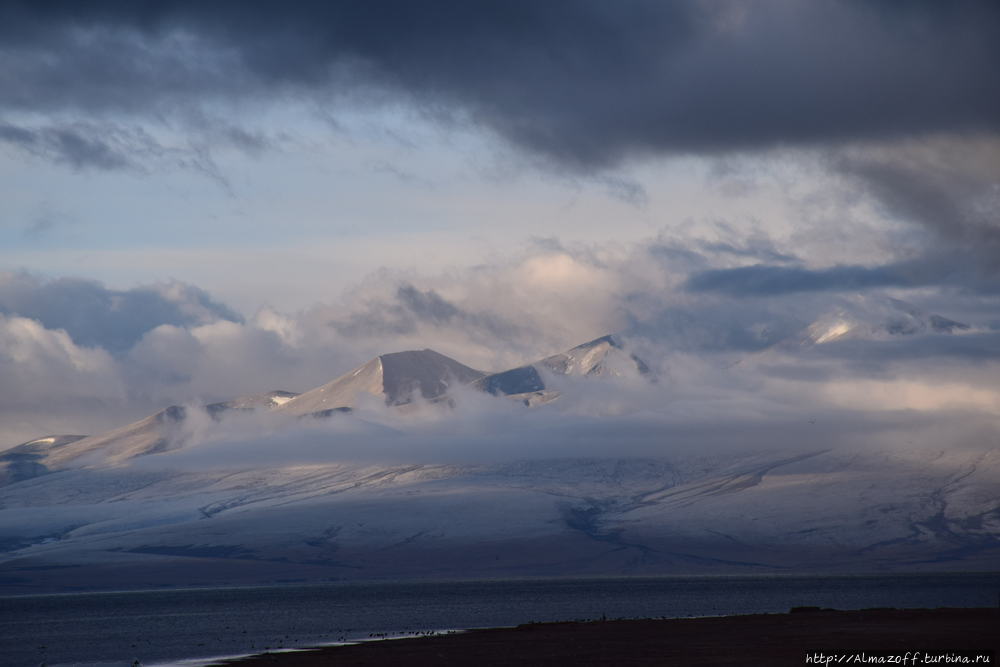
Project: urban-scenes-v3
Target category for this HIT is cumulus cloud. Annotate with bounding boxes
[833,136,1000,276]
[0,313,120,401]
[0,308,348,447]
[317,248,649,369]
[126,319,321,403]
[0,313,130,444]
[0,273,264,444]
[0,272,242,352]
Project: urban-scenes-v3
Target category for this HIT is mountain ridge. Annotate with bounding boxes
[474,334,651,404]
[1,335,650,477]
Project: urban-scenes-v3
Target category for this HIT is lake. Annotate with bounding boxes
[1,572,998,666]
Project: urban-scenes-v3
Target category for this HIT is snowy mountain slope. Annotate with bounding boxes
[39,405,199,469]
[0,444,997,592]
[0,435,86,485]
[612,446,1000,569]
[276,349,485,417]
[6,390,300,477]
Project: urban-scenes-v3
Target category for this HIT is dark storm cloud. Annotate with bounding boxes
[0,121,136,169]
[396,284,461,324]
[685,263,922,296]
[754,331,1000,387]
[813,332,1000,364]
[625,303,799,353]
[0,272,242,352]
[698,240,796,265]
[334,282,521,342]
[1,1,997,168]
[649,232,799,273]
[836,153,1000,272]
[680,236,1000,297]
[0,117,276,174]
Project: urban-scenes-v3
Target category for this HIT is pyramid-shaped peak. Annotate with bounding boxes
[277,348,484,416]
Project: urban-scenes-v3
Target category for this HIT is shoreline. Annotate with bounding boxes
[211,608,998,667]
[4,568,998,599]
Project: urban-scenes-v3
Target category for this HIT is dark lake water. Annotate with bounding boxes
[1,573,998,666]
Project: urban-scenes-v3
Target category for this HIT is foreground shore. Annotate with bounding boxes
[217,607,997,666]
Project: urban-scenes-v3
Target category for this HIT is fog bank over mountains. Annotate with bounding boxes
[4,232,1000,448]
[1,334,650,474]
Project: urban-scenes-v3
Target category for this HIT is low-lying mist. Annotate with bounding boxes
[131,357,1000,472]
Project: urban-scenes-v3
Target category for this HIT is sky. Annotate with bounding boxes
[1,0,999,447]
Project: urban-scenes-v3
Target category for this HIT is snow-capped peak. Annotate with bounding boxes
[797,296,970,347]
[276,349,485,416]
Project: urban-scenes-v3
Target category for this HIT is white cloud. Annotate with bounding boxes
[0,314,128,445]
[0,314,121,400]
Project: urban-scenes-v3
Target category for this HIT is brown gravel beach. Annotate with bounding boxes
[217,607,997,666]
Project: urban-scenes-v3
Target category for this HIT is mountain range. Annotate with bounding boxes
[0,334,645,482]
[0,303,997,594]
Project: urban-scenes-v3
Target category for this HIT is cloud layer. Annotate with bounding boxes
[1,3,997,457]
[3,232,998,449]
